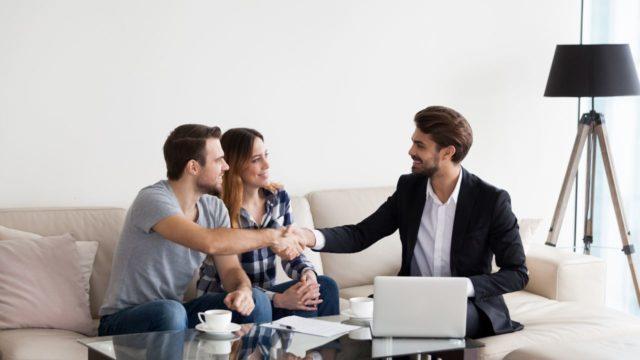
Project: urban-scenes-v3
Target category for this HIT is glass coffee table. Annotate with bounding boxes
[79,315,484,359]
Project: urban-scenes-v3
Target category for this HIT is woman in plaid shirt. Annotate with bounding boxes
[197,128,339,320]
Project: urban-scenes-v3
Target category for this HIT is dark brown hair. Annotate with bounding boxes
[414,106,473,163]
[220,128,264,228]
[163,124,222,180]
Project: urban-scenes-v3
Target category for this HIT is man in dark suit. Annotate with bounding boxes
[293,106,528,338]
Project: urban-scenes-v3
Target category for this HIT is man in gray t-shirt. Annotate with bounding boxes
[98,124,305,336]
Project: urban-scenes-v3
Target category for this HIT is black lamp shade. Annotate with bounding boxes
[544,44,640,97]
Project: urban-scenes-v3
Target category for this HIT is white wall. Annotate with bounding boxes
[0,0,580,223]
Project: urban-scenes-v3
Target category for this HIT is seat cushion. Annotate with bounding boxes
[478,294,640,360]
[333,288,640,360]
[503,290,558,314]
[504,334,640,360]
[0,329,87,360]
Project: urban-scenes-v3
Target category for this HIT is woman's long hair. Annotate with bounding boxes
[220,128,264,228]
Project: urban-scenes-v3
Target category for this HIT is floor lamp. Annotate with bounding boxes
[544,44,640,306]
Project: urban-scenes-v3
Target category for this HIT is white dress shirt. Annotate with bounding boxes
[312,170,474,297]
[411,175,460,277]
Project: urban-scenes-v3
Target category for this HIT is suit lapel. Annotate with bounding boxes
[450,168,478,275]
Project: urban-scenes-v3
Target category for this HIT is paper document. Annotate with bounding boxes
[261,315,361,337]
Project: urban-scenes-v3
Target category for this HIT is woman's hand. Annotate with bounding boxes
[273,278,323,311]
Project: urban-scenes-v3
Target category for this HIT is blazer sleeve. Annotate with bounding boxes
[317,177,402,253]
[469,190,529,299]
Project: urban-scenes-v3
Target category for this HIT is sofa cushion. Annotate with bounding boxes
[0,234,94,335]
[524,244,606,305]
[504,334,640,360]
[336,287,640,360]
[0,225,99,298]
[0,328,87,360]
[503,289,555,314]
[478,295,640,360]
[307,187,401,289]
[0,208,126,318]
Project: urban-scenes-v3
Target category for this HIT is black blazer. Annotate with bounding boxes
[318,168,528,336]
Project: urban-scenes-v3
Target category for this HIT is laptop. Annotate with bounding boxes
[371,276,468,338]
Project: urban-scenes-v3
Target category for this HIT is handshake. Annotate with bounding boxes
[269,225,316,261]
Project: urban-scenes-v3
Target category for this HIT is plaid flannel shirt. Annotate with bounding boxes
[237,325,293,358]
[197,188,315,300]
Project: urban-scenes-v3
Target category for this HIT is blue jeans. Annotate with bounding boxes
[270,275,340,320]
[98,288,272,336]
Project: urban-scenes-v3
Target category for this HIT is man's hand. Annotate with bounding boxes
[270,226,305,261]
[273,279,322,311]
[224,286,255,316]
[287,225,317,248]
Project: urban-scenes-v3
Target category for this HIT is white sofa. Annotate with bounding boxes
[1,186,639,360]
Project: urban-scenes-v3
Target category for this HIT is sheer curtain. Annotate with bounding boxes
[583,0,640,315]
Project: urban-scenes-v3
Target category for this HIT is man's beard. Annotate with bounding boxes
[196,178,222,197]
[411,158,439,178]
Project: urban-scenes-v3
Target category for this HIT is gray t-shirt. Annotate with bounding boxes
[99,180,230,316]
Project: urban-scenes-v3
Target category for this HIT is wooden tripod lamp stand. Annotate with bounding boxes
[544,44,640,306]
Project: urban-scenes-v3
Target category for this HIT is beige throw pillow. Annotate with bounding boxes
[0,225,98,296]
[0,234,94,335]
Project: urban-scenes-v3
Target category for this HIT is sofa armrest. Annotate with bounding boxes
[524,244,606,305]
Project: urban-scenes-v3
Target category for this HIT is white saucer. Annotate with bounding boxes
[341,309,372,320]
[196,322,241,334]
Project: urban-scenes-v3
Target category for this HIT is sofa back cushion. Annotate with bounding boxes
[0,208,125,318]
[307,187,401,288]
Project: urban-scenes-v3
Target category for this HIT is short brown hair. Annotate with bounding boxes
[163,124,222,180]
[414,106,473,163]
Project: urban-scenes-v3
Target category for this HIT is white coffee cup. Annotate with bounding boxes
[348,326,372,340]
[349,297,374,318]
[197,339,232,356]
[198,309,232,331]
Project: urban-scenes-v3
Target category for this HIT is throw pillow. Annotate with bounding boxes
[0,225,98,295]
[0,234,94,335]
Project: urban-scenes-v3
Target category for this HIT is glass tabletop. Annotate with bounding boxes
[79,315,484,359]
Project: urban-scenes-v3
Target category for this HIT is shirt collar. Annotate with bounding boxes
[261,187,278,209]
[239,187,278,224]
[426,169,463,206]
